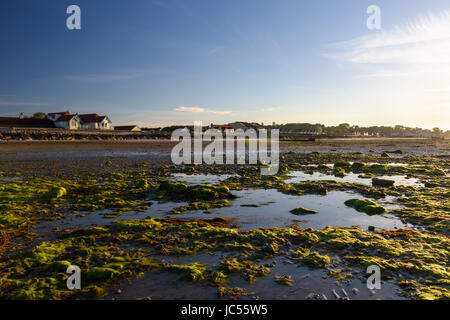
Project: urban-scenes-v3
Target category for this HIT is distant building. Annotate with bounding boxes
[228,122,262,131]
[47,111,70,122]
[114,125,141,132]
[45,111,113,130]
[78,114,113,130]
[209,123,232,131]
[53,113,81,130]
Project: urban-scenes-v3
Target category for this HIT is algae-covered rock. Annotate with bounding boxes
[351,162,365,172]
[136,179,150,189]
[263,242,279,254]
[43,187,67,199]
[381,152,390,157]
[372,178,395,187]
[344,198,386,215]
[159,180,188,194]
[191,185,219,200]
[85,267,120,283]
[164,263,206,282]
[302,252,331,268]
[275,275,293,286]
[158,181,234,201]
[333,167,346,178]
[334,161,351,171]
[41,260,72,273]
[432,168,446,176]
[366,164,387,174]
[290,207,318,215]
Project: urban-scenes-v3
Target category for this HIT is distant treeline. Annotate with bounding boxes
[142,123,448,137]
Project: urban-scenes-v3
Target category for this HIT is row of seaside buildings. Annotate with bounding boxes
[0,111,141,132]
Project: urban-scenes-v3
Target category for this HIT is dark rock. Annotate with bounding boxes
[372,178,395,187]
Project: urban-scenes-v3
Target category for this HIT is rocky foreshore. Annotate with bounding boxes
[0,127,167,141]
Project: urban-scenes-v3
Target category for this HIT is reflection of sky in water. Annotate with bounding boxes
[170,173,238,185]
[37,188,411,235]
[284,171,423,187]
[165,189,411,231]
[315,162,409,168]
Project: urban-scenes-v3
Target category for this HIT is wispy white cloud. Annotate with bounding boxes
[327,11,450,76]
[260,107,280,112]
[0,100,46,107]
[175,106,232,115]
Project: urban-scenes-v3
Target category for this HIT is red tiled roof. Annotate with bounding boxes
[79,114,107,123]
[0,117,56,128]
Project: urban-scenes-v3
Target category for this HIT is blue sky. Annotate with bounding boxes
[0,0,449,129]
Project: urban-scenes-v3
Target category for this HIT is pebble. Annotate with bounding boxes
[352,288,360,295]
[341,288,349,297]
[332,289,341,299]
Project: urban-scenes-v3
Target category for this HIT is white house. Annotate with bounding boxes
[79,114,113,130]
[46,111,113,130]
[51,112,81,130]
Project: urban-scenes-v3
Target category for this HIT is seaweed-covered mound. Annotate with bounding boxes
[156,181,236,201]
[290,207,318,215]
[344,199,387,215]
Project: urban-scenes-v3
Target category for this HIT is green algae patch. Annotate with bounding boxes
[351,162,366,172]
[169,200,231,215]
[85,267,120,283]
[43,187,67,200]
[157,181,235,201]
[328,269,354,282]
[0,153,449,300]
[274,275,293,286]
[217,286,253,299]
[0,216,449,300]
[334,161,351,171]
[290,207,318,215]
[301,252,331,268]
[164,263,206,282]
[333,167,346,178]
[221,258,270,284]
[344,199,387,215]
[432,168,446,176]
[40,260,72,273]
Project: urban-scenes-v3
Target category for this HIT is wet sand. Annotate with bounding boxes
[0,138,448,175]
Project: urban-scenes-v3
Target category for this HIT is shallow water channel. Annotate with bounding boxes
[284,171,423,188]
